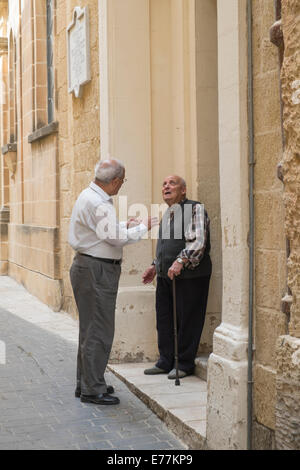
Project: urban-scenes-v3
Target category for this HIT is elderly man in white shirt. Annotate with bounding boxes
[69,158,157,405]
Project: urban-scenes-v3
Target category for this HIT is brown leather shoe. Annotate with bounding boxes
[80,393,120,405]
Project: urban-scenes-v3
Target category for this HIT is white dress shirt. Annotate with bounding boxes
[68,182,148,260]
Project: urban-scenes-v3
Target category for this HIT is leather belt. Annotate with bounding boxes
[78,253,122,265]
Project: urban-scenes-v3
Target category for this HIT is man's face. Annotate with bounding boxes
[162,175,186,206]
[111,170,126,195]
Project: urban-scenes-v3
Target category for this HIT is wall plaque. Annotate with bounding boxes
[67,6,91,98]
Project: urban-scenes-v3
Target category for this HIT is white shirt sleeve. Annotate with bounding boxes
[94,202,148,246]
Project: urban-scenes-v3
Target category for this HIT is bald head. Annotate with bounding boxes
[162,175,187,206]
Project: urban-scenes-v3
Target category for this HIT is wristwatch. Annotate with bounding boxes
[176,257,184,265]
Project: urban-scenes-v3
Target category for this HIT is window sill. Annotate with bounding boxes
[28,121,58,143]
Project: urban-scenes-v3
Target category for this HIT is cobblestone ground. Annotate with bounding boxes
[0,307,186,450]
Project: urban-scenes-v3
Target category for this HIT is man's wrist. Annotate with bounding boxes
[176,257,188,265]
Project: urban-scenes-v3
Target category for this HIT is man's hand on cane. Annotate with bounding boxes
[168,259,186,280]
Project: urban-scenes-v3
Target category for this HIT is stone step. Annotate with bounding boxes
[108,362,209,450]
[194,354,209,381]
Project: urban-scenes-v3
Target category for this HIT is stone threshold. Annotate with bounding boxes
[108,362,209,450]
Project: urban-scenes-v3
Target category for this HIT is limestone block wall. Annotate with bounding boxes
[0,206,9,275]
[275,0,300,450]
[2,1,62,311]
[280,0,300,340]
[275,335,300,449]
[55,0,100,317]
[0,2,9,276]
[251,0,287,440]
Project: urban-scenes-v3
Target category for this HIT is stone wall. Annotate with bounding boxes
[55,0,100,317]
[0,1,9,276]
[252,0,287,439]
[275,0,300,450]
[280,0,300,340]
[2,0,62,310]
[0,206,9,275]
[275,335,300,449]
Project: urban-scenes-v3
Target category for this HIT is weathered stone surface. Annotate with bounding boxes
[275,335,300,449]
[55,0,100,319]
[281,0,300,339]
[252,0,288,438]
[255,308,288,366]
[8,262,63,312]
[253,364,276,430]
[270,19,283,48]
[252,420,276,450]
[273,1,300,449]
[8,224,60,279]
[110,286,158,363]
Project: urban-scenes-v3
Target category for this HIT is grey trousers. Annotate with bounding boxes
[70,253,121,395]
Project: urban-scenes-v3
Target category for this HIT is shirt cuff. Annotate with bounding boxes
[127,223,148,240]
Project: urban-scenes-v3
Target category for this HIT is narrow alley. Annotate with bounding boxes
[0,276,186,451]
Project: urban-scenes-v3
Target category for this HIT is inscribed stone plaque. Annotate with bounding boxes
[67,6,91,98]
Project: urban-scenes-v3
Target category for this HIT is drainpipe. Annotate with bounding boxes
[246,0,254,451]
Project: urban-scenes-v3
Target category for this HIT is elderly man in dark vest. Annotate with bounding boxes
[142,175,211,379]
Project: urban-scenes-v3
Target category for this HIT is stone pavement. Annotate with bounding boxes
[0,276,186,450]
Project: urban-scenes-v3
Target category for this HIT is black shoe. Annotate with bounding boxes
[80,393,120,405]
[75,385,114,398]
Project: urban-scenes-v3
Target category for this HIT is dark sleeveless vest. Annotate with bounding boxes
[155,199,212,279]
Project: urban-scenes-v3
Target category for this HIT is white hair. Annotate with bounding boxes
[94,158,125,184]
[179,177,186,188]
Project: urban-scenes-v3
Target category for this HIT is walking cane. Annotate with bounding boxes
[172,278,180,386]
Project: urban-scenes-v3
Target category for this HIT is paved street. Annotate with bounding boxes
[0,278,186,450]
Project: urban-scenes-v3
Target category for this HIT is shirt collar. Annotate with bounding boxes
[89,182,113,202]
[168,198,187,210]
